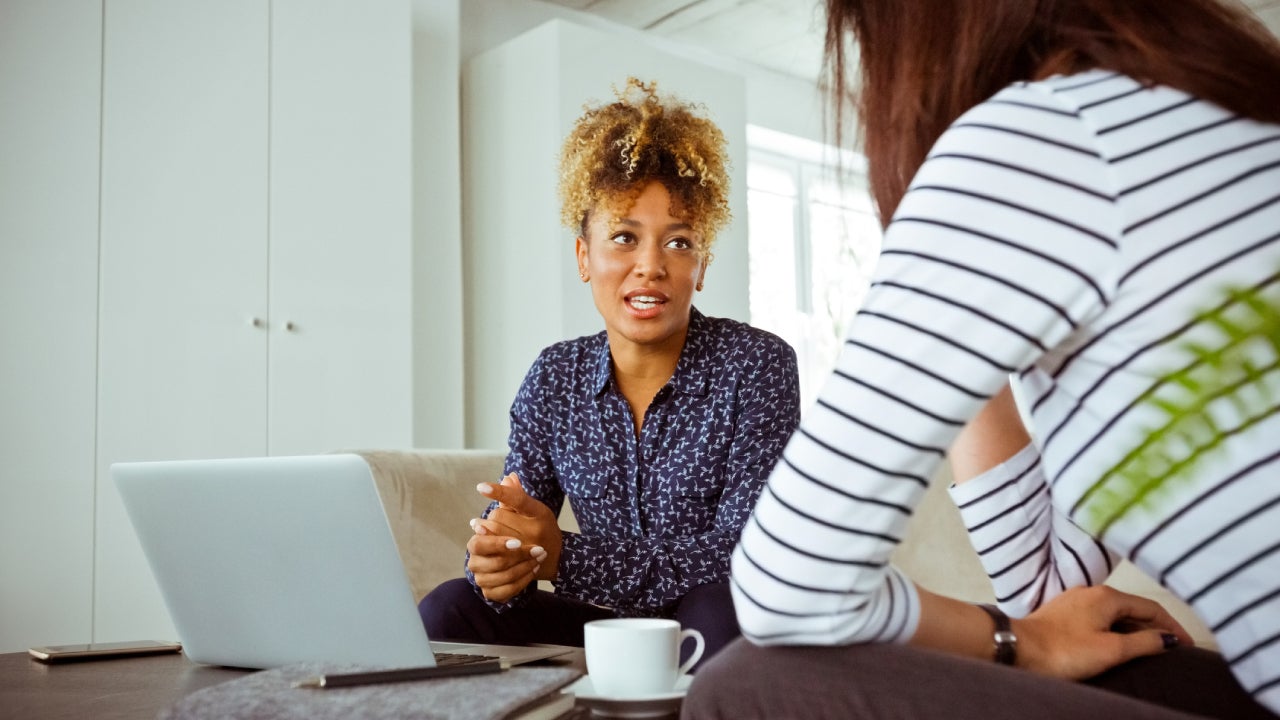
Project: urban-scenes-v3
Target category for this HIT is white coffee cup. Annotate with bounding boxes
[583,618,705,698]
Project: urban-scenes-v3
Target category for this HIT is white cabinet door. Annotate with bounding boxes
[92,0,414,641]
[94,0,270,642]
[1,0,415,648]
[268,0,412,457]
[0,0,102,653]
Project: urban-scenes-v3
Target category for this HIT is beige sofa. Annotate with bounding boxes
[349,448,1215,648]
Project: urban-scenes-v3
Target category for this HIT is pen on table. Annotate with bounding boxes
[295,659,508,689]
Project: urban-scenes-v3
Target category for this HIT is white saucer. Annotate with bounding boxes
[563,674,692,718]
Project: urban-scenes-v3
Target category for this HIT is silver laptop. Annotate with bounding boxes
[112,453,573,669]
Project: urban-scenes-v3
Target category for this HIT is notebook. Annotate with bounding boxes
[112,453,574,670]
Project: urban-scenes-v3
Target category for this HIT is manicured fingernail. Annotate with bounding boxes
[505,538,521,550]
[531,546,547,561]
[468,518,478,531]
[1162,633,1179,650]
[475,524,488,535]
[477,483,493,495]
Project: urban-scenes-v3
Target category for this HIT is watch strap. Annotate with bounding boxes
[977,603,1017,665]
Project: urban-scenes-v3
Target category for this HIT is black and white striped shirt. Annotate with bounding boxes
[732,70,1280,712]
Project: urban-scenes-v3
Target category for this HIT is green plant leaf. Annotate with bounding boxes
[1077,278,1280,535]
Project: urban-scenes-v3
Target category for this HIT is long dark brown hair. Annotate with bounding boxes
[824,0,1280,224]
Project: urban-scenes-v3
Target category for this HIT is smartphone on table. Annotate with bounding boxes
[28,640,182,663]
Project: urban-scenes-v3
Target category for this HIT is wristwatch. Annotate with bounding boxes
[977,603,1018,665]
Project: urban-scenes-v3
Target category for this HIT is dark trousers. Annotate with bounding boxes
[682,638,1277,719]
[418,578,740,671]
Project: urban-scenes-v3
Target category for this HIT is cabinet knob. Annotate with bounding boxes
[249,317,265,329]
[284,321,296,332]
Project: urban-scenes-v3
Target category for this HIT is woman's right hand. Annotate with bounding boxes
[1013,585,1194,679]
[466,473,560,602]
[472,474,563,581]
[466,532,539,603]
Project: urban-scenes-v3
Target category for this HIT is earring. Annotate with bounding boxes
[580,271,589,282]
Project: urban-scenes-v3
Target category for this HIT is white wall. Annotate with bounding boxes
[0,0,102,652]
[411,0,466,449]
[745,68,828,145]
[462,0,827,147]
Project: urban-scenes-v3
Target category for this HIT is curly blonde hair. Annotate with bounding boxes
[558,78,731,258]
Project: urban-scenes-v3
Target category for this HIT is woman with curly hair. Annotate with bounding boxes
[418,78,800,668]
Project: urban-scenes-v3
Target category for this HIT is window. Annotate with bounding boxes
[746,126,883,409]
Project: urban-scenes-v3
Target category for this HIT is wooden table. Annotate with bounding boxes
[1,650,250,719]
[0,649,587,719]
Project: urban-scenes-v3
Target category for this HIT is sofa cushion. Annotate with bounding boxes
[351,449,504,603]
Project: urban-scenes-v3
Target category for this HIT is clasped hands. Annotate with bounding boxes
[467,473,563,603]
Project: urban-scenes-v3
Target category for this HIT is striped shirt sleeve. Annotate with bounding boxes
[948,442,1117,617]
[732,82,1122,645]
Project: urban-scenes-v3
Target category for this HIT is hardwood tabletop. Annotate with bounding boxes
[1,650,250,719]
[0,647,588,719]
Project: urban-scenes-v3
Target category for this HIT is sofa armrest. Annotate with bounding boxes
[346,449,506,602]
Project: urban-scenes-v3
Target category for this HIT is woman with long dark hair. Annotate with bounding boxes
[684,1,1280,717]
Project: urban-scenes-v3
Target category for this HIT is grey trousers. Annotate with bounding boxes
[681,638,1276,719]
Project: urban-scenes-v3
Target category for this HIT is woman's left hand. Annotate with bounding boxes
[1013,585,1195,679]
[474,473,563,581]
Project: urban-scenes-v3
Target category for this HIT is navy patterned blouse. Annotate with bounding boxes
[476,307,800,617]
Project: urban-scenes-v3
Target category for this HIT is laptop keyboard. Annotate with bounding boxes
[433,652,501,667]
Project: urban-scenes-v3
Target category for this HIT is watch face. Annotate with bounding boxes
[977,604,1017,664]
[993,630,1017,665]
